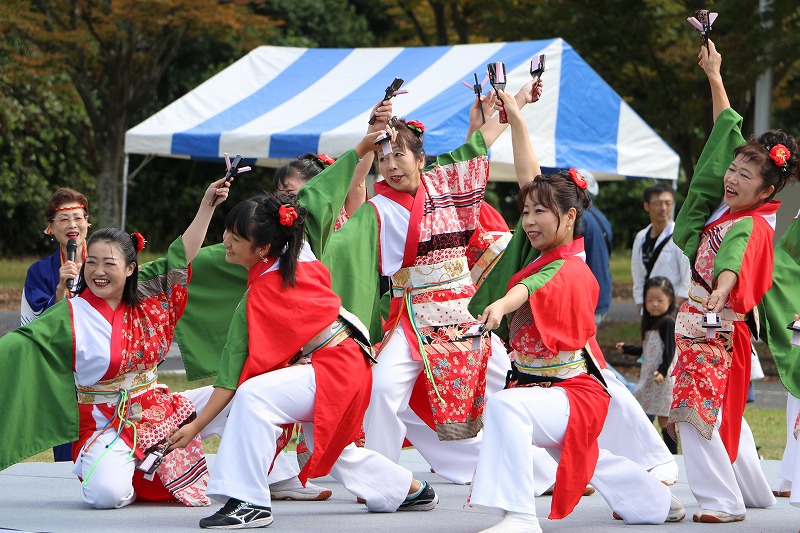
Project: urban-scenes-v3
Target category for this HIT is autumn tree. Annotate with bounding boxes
[0,0,275,228]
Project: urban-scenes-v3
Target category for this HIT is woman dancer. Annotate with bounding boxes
[468,93,681,532]
[321,80,540,480]
[168,191,438,529]
[0,177,230,508]
[669,40,797,522]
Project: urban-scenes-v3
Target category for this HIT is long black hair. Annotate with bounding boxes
[640,276,675,339]
[75,228,141,306]
[223,192,308,287]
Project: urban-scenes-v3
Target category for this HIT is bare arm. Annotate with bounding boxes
[477,283,530,331]
[166,386,236,451]
[345,153,372,215]
[182,177,230,263]
[704,269,737,313]
[699,40,730,122]
[498,83,543,187]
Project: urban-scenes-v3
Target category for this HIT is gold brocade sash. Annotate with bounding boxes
[76,367,159,405]
[391,256,473,297]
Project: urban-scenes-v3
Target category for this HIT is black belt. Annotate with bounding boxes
[505,362,565,389]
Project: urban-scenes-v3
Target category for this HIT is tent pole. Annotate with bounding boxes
[121,154,130,231]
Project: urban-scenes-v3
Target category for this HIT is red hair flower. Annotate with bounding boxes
[406,120,425,135]
[278,205,298,227]
[769,144,790,168]
[130,232,147,253]
[568,168,588,190]
[316,153,335,167]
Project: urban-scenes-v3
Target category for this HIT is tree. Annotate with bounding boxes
[0,0,275,228]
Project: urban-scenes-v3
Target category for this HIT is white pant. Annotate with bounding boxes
[471,386,671,523]
[777,394,800,507]
[77,385,296,509]
[679,409,776,514]
[207,365,412,512]
[598,368,675,468]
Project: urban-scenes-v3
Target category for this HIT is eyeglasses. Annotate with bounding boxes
[52,215,88,225]
[647,201,674,208]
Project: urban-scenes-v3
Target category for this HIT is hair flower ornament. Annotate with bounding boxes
[406,120,425,135]
[769,144,790,168]
[130,232,147,253]
[316,153,336,167]
[278,205,298,227]
[568,168,588,190]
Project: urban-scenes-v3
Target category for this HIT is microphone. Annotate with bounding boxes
[66,239,77,290]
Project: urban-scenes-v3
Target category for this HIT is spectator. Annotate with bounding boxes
[578,170,613,325]
[632,184,690,314]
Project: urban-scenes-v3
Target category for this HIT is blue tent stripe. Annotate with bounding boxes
[268,46,453,158]
[555,45,619,171]
[170,48,353,157]
[417,40,554,155]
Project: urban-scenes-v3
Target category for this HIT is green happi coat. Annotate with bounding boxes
[672,107,800,398]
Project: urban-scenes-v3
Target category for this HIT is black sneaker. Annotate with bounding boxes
[398,481,439,511]
[199,498,273,529]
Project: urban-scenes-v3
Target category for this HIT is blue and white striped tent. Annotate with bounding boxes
[125,39,679,183]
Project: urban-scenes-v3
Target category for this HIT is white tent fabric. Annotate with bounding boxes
[125,39,679,182]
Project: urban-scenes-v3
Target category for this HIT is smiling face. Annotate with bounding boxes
[723,154,774,213]
[223,229,265,270]
[521,193,576,254]
[48,205,89,251]
[83,240,135,308]
[377,142,424,195]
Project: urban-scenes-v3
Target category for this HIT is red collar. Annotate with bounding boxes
[707,200,781,230]
[247,256,278,286]
[373,180,424,211]
[507,237,586,290]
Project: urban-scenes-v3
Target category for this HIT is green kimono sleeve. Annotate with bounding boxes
[139,236,188,283]
[299,150,360,258]
[0,302,78,470]
[674,108,746,263]
[468,218,541,342]
[213,293,250,390]
[759,218,800,397]
[321,203,382,343]
[425,130,487,169]
[173,243,248,381]
[516,260,563,295]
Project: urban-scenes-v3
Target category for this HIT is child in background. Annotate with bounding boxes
[616,276,679,454]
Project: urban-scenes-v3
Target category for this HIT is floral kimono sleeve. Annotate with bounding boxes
[138,237,190,331]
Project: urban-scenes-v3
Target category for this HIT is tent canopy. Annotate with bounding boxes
[125,39,679,183]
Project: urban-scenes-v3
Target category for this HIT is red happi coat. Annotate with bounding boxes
[671,200,779,462]
[214,244,372,483]
[505,238,610,519]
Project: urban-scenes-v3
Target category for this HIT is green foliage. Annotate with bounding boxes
[0,68,94,258]
[254,0,376,47]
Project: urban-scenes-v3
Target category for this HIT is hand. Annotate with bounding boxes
[470,90,498,125]
[497,90,523,124]
[703,288,728,313]
[204,176,231,207]
[368,99,393,132]
[166,421,199,452]
[698,39,722,79]
[615,341,625,353]
[653,371,664,385]
[59,261,81,290]
[515,78,544,107]
[477,301,506,332]
[795,314,800,322]
[356,128,395,159]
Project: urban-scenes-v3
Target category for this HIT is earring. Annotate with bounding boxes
[258,250,268,263]
[87,223,92,228]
